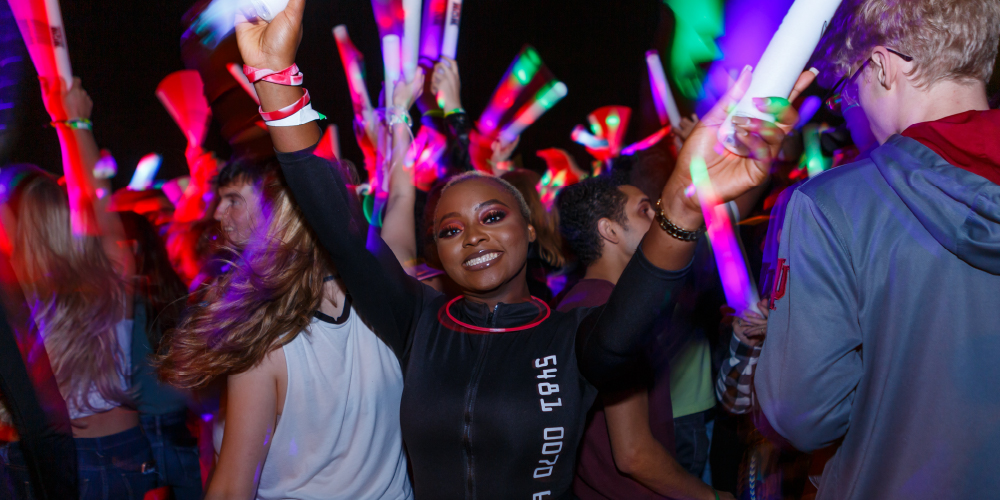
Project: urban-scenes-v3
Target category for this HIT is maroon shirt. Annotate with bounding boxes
[558,279,676,499]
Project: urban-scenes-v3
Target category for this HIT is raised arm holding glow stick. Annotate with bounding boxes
[718,0,841,154]
[646,50,680,128]
[478,46,544,136]
[439,0,462,59]
[499,81,567,143]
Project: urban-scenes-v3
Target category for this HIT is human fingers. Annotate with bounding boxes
[787,68,817,103]
[701,65,752,126]
[732,117,785,161]
[753,97,800,130]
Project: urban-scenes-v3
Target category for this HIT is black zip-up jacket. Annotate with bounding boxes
[277,147,691,499]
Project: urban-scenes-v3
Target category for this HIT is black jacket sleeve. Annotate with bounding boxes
[445,111,473,172]
[276,146,432,362]
[575,246,692,392]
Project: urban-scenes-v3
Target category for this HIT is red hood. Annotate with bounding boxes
[901,109,1000,185]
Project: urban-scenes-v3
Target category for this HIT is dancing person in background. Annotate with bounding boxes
[0,79,156,498]
[557,176,733,500]
[756,1,1000,498]
[230,0,804,496]
[158,165,414,499]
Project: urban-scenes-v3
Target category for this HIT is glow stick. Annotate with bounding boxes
[571,125,608,150]
[536,148,587,210]
[690,156,761,317]
[794,95,821,129]
[8,0,74,88]
[333,26,374,123]
[226,62,260,104]
[588,106,631,157]
[401,0,422,81]
[478,46,544,136]
[407,126,448,191]
[161,176,190,205]
[645,50,680,128]
[419,0,447,61]
[620,125,671,156]
[499,81,567,143]
[719,0,843,154]
[129,154,162,191]
[247,0,289,21]
[314,125,341,160]
[156,70,212,147]
[440,0,462,59]
[93,150,117,180]
[382,34,401,108]
[802,124,828,177]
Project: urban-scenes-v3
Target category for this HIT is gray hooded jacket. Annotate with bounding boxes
[756,133,1000,499]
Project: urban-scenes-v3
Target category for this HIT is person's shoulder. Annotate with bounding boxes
[554,279,614,312]
[794,157,879,201]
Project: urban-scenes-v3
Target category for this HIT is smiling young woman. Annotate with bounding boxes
[231,1,806,497]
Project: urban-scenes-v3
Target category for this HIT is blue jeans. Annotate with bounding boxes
[140,412,202,500]
[0,426,157,500]
[675,409,714,478]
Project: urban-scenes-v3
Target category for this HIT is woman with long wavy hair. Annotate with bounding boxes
[157,171,412,499]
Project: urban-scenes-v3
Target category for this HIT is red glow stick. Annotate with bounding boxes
[227,62,260,104]
[156,70,212,147]
[333,26,375,123]
[440,0,462,59]
[478,46,546,136]
[646,50,681,128]
[587,106,631,158]
[314,125,341,160]
[499,81,567,143]
[690,156,761,317]
[8,0,74,89]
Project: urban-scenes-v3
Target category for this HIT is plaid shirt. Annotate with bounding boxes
[715,332,762,415]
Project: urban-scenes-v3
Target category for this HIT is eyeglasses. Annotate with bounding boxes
[825,48,914,115]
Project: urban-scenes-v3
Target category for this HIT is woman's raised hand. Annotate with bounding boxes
[392,68,426,111]
[662,67,816,216]
[234,0,306,70]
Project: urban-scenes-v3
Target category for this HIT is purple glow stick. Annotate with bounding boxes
[499,81,567,143]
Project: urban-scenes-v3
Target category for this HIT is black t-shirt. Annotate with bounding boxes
[277,147,691,499]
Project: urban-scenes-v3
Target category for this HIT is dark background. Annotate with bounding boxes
[0,0,676,188]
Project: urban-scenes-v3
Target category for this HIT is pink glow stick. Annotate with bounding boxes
[620,125,671,156]
[226,62,260,104]
[690,156,761,317]
[440,0,462,59]
[499,81,567,143]
[401,0,422,81]
[333,26,375,123]
[646,50,680,128]
[129,153,162,191]
[8,0,74,88]
[156,70,212,147]
[314,125,341,160]
[571,125,608,150]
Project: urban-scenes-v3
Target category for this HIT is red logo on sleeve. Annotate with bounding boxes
[769,259,789,310]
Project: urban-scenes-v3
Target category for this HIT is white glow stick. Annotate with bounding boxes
[499,81,567,143]
[382,35,401,107]
[247,0,289,22]
[402,0,422,81]
[41,0,72,88]
[645,50,680,128]
[440,0,462,59]
[129,153,162,191]
[8,0,75,89]
[719,0,842,154]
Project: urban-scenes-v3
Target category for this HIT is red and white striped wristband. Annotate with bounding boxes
[259,89,311,121]
[243,63,304,86]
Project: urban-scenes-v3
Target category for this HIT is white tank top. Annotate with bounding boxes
[66,319,133,420]
[214,307,412,500]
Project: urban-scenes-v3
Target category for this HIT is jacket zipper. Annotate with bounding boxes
[462,304,499,499]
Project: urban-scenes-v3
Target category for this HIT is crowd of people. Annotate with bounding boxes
[0,0,999,498]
